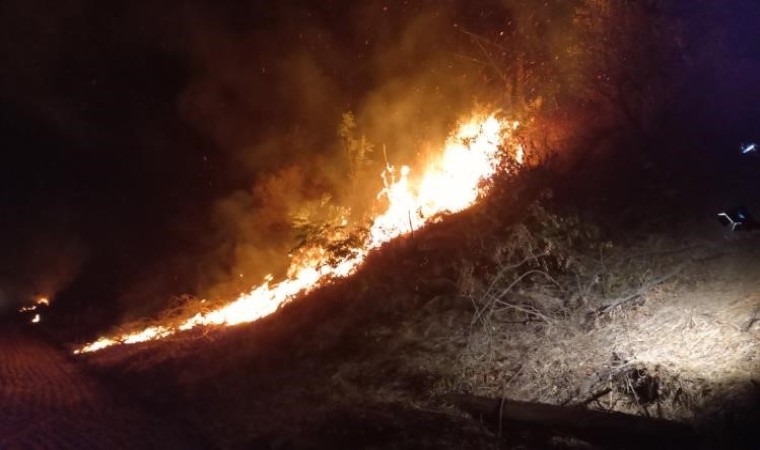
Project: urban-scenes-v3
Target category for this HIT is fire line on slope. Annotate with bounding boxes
[75,113,523,354]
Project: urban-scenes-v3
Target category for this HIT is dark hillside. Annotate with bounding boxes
[1,1,759,448]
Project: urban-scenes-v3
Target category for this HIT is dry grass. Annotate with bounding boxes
[78,171,760,448]
[440,219,760,445]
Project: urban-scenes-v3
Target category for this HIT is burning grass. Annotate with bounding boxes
[75,112,524,354]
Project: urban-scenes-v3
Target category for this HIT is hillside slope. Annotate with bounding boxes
[75,127,760,449]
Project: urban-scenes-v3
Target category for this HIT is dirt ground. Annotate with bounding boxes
[0,322,203,449]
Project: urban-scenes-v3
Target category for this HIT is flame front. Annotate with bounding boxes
[368,116,515,247]
[75,113,522,354]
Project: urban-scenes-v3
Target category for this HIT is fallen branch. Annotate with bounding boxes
[575,387,612,406]
[741,306,760,332]
[598,266,682,314]
[443,394,697,449]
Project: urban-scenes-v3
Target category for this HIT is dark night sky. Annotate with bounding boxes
[0,0,758,329]
[1,2,231,318]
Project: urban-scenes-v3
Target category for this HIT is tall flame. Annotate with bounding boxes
[75,113,522,354]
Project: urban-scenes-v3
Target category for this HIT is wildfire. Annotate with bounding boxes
[19,295,50,324]
[75,113,523,354]
[19,296,50,312]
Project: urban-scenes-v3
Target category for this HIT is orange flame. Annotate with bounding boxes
[18,296,51,313]
[75,113,522,354]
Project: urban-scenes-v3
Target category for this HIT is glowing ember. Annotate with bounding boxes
[31,314,40,324]
[19,296,51,313]
[75,113,523,354]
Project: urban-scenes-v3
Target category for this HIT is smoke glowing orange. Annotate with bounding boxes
[75,113,522,354]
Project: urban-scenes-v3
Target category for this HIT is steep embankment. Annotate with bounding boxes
[78,128,760,449]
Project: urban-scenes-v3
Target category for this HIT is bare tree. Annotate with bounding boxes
[570,0,683,139]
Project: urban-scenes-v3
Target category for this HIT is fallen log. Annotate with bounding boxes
[444,394,697,449]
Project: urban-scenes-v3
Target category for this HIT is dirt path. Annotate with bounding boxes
[0,323,202,450]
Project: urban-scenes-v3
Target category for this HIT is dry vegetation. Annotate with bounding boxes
[4,1,758,448]
[76,135,760,449]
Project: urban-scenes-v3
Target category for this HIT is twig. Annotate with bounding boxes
[407,210,414,240]
[741,306,760,332]
[493,270,562,304]
[576,387,612,406]
[598,266,682,314]
[460,29,509,53]
[624,244,701,261]
[493,301,553,324]
[481,251,549,302]
[575,268,601,303]
[473,269,559,325]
